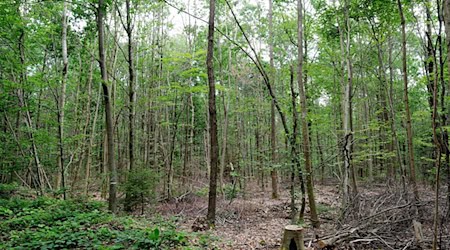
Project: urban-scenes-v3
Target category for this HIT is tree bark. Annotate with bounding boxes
[126,0,135,173]
[268,0,279,199]
[289,65,306,224]
[206,0,219,226]
[58,0,68,199]
[397,0,419,202]
[97,0,117,213]
[124,0,135,212]
[297,0,319,228]
[442,0,450,218]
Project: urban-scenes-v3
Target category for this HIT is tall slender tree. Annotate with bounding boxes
[206,0,219,226]
[268,0,279,200]
[397,0,419,202]
[443,0,450,218]
[97,0,117,213]
[58,0,68,200]
[297,0,319,228]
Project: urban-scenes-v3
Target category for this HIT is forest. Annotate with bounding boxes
[1,0,450,249]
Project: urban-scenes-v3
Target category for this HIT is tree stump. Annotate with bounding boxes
[281,225,305,250]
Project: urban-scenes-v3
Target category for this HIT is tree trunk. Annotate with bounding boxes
[124,0,135,212]
[58,0,68,199]
[206,0,219,226]
[268,0,279,199]
[281,225,305,250]
[97,0,117,213]
[397,0,419,202]
[442,0,450,218]
[297,0,319,228]
[126,0,135,175]
[289,65,306,224]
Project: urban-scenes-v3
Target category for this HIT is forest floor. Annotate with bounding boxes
[151,181,450,249]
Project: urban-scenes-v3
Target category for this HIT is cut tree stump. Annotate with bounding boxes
[281,225,305,250]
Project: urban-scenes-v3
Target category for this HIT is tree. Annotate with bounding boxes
[206,0,219,226]
[97,0,117,213]
[444,0,450,219]
[57,0,69,200]
[397,0,419,202]
[268,0,279,200]
[121,0,136,212]
[297,0,319,228]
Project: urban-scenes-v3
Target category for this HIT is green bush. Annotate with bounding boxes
[223,183,239,200]
[123,167,158,210]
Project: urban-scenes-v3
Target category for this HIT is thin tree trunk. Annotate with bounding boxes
[58,0,68,199]
[206,0,219,226]
[442,0,450,218]
[345,0,358,199]
[124,0,135,212]
[431,30,441,250]
[297,0,319,228]
[289,65,306,224]
[268,0,279,199]
[97,0,117,213]
[397,0,419,201]
[126,0,135,173]
[220,94,228,193]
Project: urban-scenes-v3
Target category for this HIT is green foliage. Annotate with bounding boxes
[223,183,240,200]
[0,197,189,250]
[316,203,334,214]
[194,187,209,197]
[0,183,18,199]
[123,167,158,208]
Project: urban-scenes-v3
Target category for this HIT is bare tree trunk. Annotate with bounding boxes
[297,0,319,228]
[431,38,441,250]
[345,0,358,199]
[289,65,306,224]
[397,0,419,202]
[97,0,117,213]
[123,0,135,212]
[337,0,351,206]
[220,94,228,193]
[58,0,68,199]
[126,0,135,173]
[206,0,219,226]
[268,0,279,199]
[442,0,450,218]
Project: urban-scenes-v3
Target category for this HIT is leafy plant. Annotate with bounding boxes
[123,167,158,211]
[0,182,18,199]
[0,196,191,249]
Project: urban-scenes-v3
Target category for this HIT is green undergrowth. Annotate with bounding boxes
[0,196,198,249]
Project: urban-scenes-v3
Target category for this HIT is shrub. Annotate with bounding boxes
[123,167,158,211]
